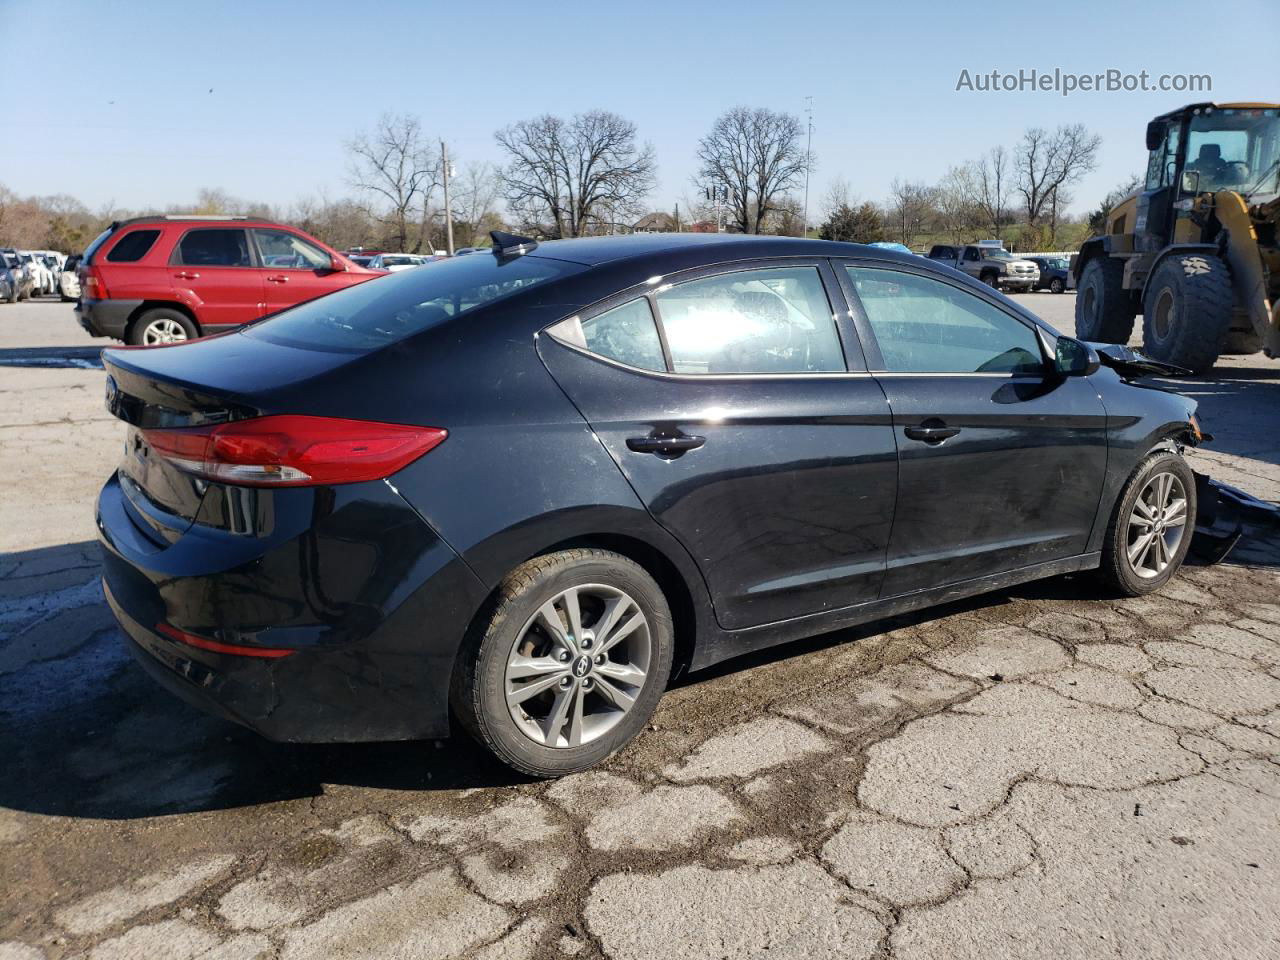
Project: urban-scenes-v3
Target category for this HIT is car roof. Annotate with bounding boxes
[525,232,923,268]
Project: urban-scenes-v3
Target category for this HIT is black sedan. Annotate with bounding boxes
[98,233,1203,776]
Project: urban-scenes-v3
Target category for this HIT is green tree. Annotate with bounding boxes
[820,202,884,244]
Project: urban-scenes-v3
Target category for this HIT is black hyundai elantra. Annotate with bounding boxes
[98,233,1205,776]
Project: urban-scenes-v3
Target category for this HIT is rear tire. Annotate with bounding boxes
[1141,254,1232,373]
[127,308,198,346]
[451,549,674,778]
[1097,450,1195,596]
[1075,257,1136,343]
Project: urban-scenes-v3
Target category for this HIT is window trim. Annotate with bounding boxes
[169,226,258,269]
[832,258,1051,376]
[543,256,866,379]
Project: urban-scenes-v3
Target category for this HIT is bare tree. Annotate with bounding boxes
[695,106,807,234]
[820,176,854,224]
[452,162,502,247]
[973,146,1014,242]
[1015,124,1102,230]
[347,114,440,252]
[886,179,934,248]
[934,165,982,244]
[495,110,655,238]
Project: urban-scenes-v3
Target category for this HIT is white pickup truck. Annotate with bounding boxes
[926,242,1040,292]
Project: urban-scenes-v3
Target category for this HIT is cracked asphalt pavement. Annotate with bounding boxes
[2,298,1279,959]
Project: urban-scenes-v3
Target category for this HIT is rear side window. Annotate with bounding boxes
[106,229,161,263]
[550,299,666,372]
[654,266,844,374]
[246,252,584,352]
[175,229,252,267]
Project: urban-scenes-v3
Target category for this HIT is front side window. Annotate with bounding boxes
[654,266,844,374]
[549,298,666,372]
[254,228,331,270]
[176,229,251,267]
[106,229,161,263]
[846,267,1044,374]
[963,248,981,262]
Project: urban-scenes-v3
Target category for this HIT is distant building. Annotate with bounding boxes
[688,220,718,233]
[632,212,677,233]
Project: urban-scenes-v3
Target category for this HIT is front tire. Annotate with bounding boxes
[127,308,198,345]
[1075,257,1136,343]
[1097,450,1195,596]
[1141,254,1233,373]
[1050,277,1065,294]
[452,549,674,777]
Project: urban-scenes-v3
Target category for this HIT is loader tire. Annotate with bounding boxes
[1075,257,1136,343]
[1142,254,1233,374]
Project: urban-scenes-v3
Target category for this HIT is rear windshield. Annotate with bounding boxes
[244,253,585,352]
[83,226,116,264]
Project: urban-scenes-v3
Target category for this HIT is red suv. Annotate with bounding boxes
[75,216,384,344]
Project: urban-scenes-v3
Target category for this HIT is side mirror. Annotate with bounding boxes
[329,256,347,273]
[1055,336,1100,377]
[1145,120,1165,152]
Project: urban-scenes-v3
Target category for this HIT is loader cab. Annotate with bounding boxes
[1141,105,1280,249]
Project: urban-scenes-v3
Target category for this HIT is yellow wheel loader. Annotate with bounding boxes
[1073,103,1279,373]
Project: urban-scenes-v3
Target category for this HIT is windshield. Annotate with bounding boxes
[245,252,584,352]
[1185,108,1280,195]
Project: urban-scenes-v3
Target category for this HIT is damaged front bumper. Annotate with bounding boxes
[1192,471,1280,564]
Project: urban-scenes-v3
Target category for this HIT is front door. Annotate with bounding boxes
[839,262,1109,597]
[539,260,899,630]
[253,227,347,313]
[167,227,264,330]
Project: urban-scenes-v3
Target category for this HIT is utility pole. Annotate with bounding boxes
[441,140,455,256]
[707,185,725,232]
[802,96,814,239]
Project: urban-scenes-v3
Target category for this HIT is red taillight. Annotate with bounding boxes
[82,266,109,299]
[142,415,447,487]
[155,622,295,659]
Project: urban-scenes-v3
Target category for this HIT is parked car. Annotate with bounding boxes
[367,253,439,271]
[75,216,384,345]
[453,247,485,256]
[18,252,56,296]
[0,249,34,301]
[927,243,1040,291]
[99,232,1207,777]
[0,261,14,303]
[867,241,916,255]
[1026,255,1073,294]
[60,255,82,301]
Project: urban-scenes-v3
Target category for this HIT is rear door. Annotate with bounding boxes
[253,227,348,312]
[838,262,1109,597]
[167,227,264,329]
[539,259,899,631]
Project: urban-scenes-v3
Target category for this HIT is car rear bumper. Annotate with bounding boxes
[76,298,142,338]
[97,471,489,742]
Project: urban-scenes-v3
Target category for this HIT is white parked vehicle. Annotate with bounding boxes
[59,255,81,301]
[18,252,56,296]
[367,252,438,272]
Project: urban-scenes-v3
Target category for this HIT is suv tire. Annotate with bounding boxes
[1097,450,1196,596]
[452,549,673,777]
[128,308,199,346]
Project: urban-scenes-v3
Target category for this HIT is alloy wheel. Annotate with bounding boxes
[1126,471,1187,578]
[504,584,651,748]
[142,318,189,345]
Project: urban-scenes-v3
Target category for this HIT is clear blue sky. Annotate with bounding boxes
[3,0,1276,219]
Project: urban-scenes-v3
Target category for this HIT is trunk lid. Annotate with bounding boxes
[102,332,359,543]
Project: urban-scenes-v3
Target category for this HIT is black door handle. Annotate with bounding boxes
[626,434,706,455]
[903,420,961,444]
